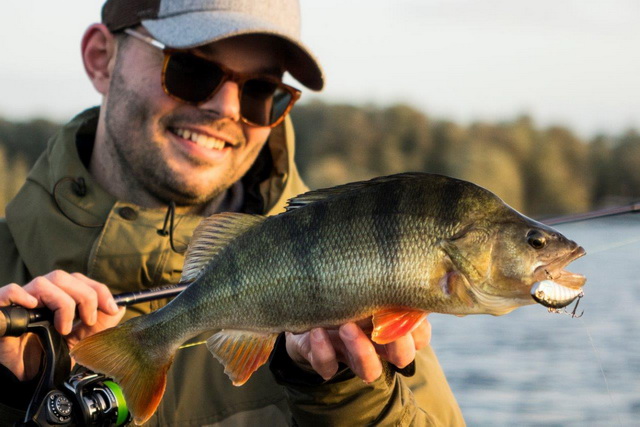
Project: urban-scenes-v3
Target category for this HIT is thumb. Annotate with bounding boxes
[99,306,127,329]
[67,307,126,348]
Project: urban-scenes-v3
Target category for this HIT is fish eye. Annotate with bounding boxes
[527,230,547,249]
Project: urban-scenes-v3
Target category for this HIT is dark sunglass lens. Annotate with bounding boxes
[164,53,224,104]
[271,88,294,124]
[241,80,292,126]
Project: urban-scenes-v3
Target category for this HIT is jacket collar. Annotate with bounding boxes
[5,107,307,298]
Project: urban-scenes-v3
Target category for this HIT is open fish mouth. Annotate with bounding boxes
[531,246,586,308]
[533,246,586,288]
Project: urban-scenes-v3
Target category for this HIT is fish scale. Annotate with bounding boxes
[144,205,473,337]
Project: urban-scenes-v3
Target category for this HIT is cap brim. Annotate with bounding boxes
[142,11,324,91]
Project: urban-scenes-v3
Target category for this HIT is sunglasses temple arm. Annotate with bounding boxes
[124,28,166,50]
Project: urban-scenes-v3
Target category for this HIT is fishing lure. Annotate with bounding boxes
[531,280,584,318]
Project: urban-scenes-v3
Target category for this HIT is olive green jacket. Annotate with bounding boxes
[0,108,464,426]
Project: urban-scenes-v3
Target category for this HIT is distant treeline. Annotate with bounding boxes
[292,101,640,217]
[1,102,639,217]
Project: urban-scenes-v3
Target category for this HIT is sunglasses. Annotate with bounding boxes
[124,29,301,128]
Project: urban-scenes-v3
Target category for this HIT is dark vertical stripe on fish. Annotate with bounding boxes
[372,182,405,280]
[225,249,243,300]
[443,179,467,225]
[294,202,330,321]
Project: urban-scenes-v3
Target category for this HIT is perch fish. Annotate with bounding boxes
[71,173,587,424]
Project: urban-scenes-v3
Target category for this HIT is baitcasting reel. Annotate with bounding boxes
[25,370,129,427]
[1,306,129,426]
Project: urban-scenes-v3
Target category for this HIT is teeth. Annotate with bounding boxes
[174,128,226,150]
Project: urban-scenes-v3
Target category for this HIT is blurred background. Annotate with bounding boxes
[1,1,639,218]
[1,1,638,425]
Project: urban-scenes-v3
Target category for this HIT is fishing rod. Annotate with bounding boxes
[541,201,640,225]
[0,282,190,338]
[4,200,639,336]
[0,199,636,424]
[4,199,639,336]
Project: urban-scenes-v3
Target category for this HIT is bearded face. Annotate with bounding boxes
[99,34,282,207]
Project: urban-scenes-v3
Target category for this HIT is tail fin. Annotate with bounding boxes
[70,320,174,425]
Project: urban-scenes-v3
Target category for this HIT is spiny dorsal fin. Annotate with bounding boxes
[181,213,265,283]
[285,173,427,211]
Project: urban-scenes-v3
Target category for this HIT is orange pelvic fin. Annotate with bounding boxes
[206,330,279,386]
[70,321,174,425]
[371,308,428,344]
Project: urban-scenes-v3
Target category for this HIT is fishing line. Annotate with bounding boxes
[562,220,636,424]
[179,340,207,349]
[578,317,622,425]
[583,236,640,256]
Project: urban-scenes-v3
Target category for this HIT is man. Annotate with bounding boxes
[0,0,464,425]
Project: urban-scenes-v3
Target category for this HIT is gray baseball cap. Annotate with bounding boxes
[102,0,324,91]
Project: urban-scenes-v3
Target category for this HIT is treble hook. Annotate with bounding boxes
[566,292,585,318]
[546,292,584,318]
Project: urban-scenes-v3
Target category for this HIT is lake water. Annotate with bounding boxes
[429,212,640,426]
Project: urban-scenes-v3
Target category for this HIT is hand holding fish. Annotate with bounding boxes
[0,271,125,380]
[285,318,431,383]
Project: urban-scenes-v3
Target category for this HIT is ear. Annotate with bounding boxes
[81,24,118,95]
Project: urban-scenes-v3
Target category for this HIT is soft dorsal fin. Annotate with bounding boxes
[285,173,425,211]
[180,213,265,283]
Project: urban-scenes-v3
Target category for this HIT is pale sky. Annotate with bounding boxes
[0,0,638,138]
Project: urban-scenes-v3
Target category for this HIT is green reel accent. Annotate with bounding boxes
[103,380,129,426]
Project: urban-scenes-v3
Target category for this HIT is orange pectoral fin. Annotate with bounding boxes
[371,308,428,345]
[445,271,476,308]
[206,330,279,386]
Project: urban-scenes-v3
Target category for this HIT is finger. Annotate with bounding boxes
[339,322,382,383]
[0,284,39,308]
[382,334,416,369]
[411,318,432,350]
[105,306,127,327]
[26,277,76,336]
[86,306,126,334]
[44,271,98,327]
[285,331,312,367]
[71,273,118,315]
[68,307,127,347]
[308,328,339,380]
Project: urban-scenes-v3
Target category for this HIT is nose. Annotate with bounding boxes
[198,80,241,122]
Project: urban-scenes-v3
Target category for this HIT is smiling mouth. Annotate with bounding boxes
[533,246,587,289]
[170,127,231,151]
